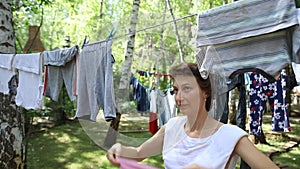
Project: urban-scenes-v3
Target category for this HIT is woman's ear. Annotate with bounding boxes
[204,93,209,99]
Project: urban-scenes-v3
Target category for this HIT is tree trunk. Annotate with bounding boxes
[166,0,184,62]
[104,0,141,149]
[0,1,25,169]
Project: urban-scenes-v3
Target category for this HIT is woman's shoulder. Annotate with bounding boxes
[220,123,242,129]
[210,124,248,151]
[164,116,186,135]
[216,124,248,139]
[166,116,186,125]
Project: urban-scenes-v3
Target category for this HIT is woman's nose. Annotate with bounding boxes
[175,90,182,104]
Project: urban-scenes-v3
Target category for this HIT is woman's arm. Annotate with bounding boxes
[234,136,279,169]
[106,125,165,166]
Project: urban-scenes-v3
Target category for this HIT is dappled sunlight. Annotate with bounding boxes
[26,121,111,169]
[273,146,300,169]
[26,115,300,169]
[26,116,166,169]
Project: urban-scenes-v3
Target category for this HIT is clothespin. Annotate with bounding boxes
[81,35,89,49]
[106,28,116,41]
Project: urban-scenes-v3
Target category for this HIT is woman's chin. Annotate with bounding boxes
[179,109,190,115]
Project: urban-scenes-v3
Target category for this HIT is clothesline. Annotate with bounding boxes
[132,72,172,92]
[136,70,171,78]
[84,13,198,47]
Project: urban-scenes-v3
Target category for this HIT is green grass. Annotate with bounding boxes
[254,115,300,169]
[26,114,300,169]
[26,118,164,169]
[26,121,114,169]
[272,145,300,169]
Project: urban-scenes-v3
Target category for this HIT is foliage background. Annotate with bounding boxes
[12,0,229,121]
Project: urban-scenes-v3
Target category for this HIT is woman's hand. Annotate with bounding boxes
[106,143,122,166]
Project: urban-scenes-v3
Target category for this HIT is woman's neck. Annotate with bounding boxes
[185,112,220,138]
[186,112,208,131]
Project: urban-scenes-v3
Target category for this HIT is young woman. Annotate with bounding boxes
[106,62,279,169]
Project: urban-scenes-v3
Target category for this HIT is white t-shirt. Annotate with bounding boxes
[163,116,247,169]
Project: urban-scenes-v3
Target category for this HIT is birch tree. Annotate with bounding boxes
[0,1,25,169]
[104,0,141,148]
[166,0,184,62]
[117,0,141,114]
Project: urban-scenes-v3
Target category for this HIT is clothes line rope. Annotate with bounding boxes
[84,13,198,47]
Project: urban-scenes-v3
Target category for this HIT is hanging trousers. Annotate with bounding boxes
[248,70,290,136]
[220,74,247,130]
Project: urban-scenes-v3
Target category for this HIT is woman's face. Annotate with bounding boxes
[173,75,207,115]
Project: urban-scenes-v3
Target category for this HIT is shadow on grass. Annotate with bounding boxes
[26,120,164,169]
[26,113,300,169]
[26,121,119,169]
[257,115,300,169]
[274,148,300,169]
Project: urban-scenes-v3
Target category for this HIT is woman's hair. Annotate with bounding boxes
[169,62,211,111]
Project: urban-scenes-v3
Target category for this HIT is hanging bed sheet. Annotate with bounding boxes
[196,0,298,79]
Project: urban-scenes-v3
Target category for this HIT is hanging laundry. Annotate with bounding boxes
[43,45,78,101]
[136,70,154,89]
[248,70,291,136]
[8,74,18,97]
[292,9,300,64]
[12,53,43,110]
[220,73,247,131]
[130,70,175,128]
[286,70,298,90]
[0,54,15,95]
[196,0,297,46]
[75,40,116,122]
[292,62,300,85]
[197,30,292,80]
[157,89,177,128]
[130,75,150,115]
[149,88,158,134]
[196,0,298,79]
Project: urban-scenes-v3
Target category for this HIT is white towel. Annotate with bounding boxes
[0,54,14,70]
[0,54,15,94]
[12,53,43,110]
[12,53,41,74]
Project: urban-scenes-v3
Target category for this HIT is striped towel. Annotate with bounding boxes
[198,30,291,79]
[196,0,298,46]
[196,0,298,79]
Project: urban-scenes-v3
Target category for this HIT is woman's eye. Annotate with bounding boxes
[183,87,191,92]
